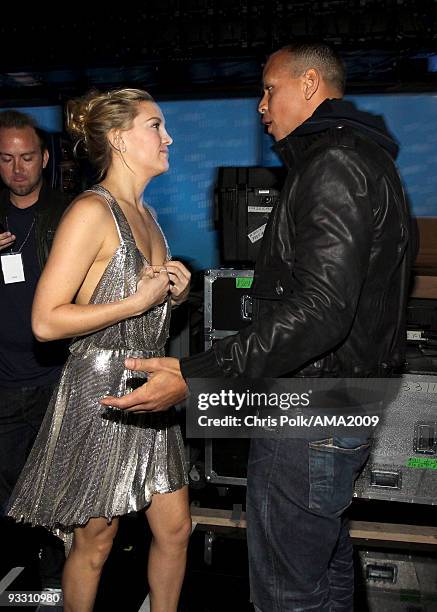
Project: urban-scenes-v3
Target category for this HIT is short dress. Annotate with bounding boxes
[7,185,188,543]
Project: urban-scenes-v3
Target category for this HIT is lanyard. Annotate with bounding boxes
[5,216,36,254]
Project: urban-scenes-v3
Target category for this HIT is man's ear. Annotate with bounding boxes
[303,68,320,100]
[42,149,49,169]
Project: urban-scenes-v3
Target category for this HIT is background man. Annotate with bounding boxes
[0,110,70,594]
[103,43,412,611]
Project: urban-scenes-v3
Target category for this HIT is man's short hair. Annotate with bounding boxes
[281,42,346,95]
[0,110,48,152]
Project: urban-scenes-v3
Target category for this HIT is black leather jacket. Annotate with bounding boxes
[181,99,411,379]
[0,180,70,270]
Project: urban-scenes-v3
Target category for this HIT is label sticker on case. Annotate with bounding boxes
[406,457,437,469]
[236,277,253,289]
[248,224,266,244]
[248,206,273,213]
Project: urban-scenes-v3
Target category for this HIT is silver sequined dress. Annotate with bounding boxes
[7,185,188,540]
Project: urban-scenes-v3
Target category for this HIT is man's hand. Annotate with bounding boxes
[100,357,188,413]
[0,231,15,251]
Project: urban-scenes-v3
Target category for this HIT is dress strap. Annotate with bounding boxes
[144,203,172,261]
[85,185,135,246]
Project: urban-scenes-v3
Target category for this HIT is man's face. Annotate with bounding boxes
[258,51,311,141]
[0,126,48,197]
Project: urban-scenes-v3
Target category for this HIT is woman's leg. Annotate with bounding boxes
[62,516,119,612]
[145,486,191,612]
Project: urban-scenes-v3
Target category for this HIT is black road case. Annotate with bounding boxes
[215,166,285,264]
[356,550,437,611]
[202,269,437,503]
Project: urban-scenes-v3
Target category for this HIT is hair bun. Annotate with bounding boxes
[66,90,102,152]
[65,87,154,178]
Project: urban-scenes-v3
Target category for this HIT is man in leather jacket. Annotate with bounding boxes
[0,110,70,593]
[104,43,412,610]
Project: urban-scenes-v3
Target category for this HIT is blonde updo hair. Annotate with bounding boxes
[66,88,154,178]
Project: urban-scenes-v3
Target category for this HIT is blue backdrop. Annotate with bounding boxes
[0,106,64,133]
[5,97,437,270]
[147,94,437,270]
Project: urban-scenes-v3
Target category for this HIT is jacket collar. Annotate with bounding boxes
[273,130,329,169]
[272,99,346,168]
[272,97,399,168]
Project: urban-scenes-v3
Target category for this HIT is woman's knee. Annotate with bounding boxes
[154,515,192,550]
[73,520,117,569]
[178,516,193,545]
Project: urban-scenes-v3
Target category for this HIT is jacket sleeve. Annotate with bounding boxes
[181,147,375,379]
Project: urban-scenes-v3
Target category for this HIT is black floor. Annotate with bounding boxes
[2,493,437,611]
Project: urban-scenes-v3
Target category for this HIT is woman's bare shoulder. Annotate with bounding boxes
[62,190,113,224]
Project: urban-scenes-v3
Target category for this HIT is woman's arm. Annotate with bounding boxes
[32,194,169,342]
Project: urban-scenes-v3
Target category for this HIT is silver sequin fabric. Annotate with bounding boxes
[7,185,188,541]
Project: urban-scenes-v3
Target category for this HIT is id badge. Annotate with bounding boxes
[1,252,25,284]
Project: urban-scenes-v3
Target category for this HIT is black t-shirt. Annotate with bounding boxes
[0,198,66,387]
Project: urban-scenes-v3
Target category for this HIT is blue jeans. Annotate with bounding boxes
[246,436,370,612]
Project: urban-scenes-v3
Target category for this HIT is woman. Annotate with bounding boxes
[7,88,191,612]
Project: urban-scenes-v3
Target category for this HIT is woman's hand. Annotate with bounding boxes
[128,266,170,315]
[165,261,191,307]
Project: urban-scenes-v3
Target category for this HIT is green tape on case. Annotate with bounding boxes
[399,591,421,603]
[406,457,437,469]
[236,277,253,289]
